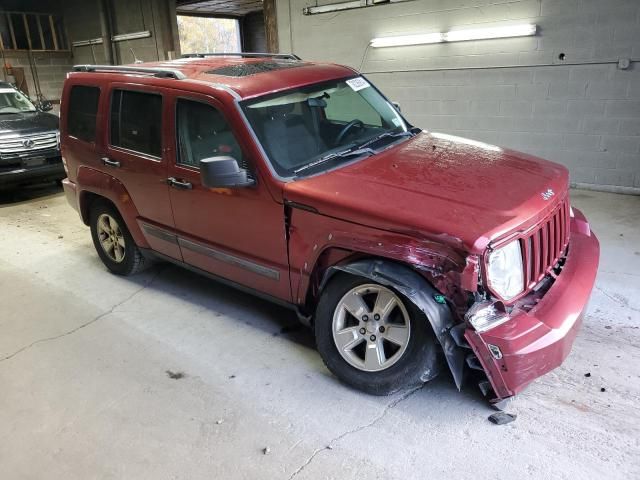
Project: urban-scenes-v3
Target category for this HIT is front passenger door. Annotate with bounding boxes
[167,94,291,302]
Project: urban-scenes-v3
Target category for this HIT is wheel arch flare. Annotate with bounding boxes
[321,258,466,388]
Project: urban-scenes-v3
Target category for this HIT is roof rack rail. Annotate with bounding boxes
[181,52,301,61]
[72,65,187,80]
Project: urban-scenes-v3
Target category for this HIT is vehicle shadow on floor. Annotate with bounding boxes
[142,261,492,408]
[148,261,316,350]
[0,182,62,206]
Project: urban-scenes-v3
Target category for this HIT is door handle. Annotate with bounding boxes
[101,157,120,168]
[167,177,192,190]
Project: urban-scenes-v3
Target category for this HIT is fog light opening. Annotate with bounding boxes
[465,301,510,332]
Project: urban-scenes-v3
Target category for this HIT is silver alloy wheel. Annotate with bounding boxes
[332,283,411,372]
[96,213,126,263]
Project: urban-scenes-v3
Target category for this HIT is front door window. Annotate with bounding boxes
[176,98,247,174]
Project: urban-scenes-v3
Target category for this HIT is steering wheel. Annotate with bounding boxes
[335,119,364,146]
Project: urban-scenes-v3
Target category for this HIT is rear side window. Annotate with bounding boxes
[68,86,100,142]
[110,89,162,157]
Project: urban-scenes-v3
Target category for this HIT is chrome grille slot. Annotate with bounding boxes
[522,199,570,290]
[0,131,58,155]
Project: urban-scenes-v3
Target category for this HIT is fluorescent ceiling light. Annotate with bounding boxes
[444,24,537,42]
[370,23,536,48]
[304,0,366,15]
[303,0,413,15]
[370,32,443,48]
[112,31,151,42]
[72,38,103,47]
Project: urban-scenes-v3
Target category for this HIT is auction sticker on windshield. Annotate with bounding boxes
[346,77,370,92]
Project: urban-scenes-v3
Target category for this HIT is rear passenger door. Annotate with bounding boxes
[63,84,103,181]
[104,84,181,260]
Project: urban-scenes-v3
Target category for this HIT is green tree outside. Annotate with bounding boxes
[177,16,241,54]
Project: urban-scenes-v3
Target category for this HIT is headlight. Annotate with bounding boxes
[487,240,524,300]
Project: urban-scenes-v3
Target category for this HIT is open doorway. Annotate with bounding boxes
[176,0,278,53]
[177,16,242,53]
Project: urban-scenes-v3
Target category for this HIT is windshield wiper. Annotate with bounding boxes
[356,129,416,151]
[292,128,421,176]
[293,146,375,175]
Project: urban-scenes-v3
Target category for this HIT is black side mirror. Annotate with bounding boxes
[200,156,255,188]
[307,97,327,108]
[39,100,53,112]
[392,101,401,112]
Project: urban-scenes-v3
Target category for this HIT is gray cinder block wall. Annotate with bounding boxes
[1,1,73,103]
[2,52,74,104]
[276,0,640,192]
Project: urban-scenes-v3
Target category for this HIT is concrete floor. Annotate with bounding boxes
[0,185,639,480]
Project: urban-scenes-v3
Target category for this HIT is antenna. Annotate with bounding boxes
[130,48,143,64]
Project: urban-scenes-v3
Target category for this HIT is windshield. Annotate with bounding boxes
[0,87,37,114]
[241,76,414,177]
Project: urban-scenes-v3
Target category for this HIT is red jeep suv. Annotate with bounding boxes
[60,53,600,404]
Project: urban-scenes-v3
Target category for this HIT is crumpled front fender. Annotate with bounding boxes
[322,259,465,388]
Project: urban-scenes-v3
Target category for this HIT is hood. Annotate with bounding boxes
[0,111,59,136]
[283,132,569,254]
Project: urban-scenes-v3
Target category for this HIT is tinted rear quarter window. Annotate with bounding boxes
[110,90,162,157]
[68,86,100,142]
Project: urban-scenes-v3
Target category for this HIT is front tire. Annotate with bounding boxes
[315,274,438,395]
[89,200,147,276]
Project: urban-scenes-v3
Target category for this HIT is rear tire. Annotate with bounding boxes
[89,200,147,276]
[315,273,438,395]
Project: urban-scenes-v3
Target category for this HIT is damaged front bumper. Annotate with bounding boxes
[465,208,600,401]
